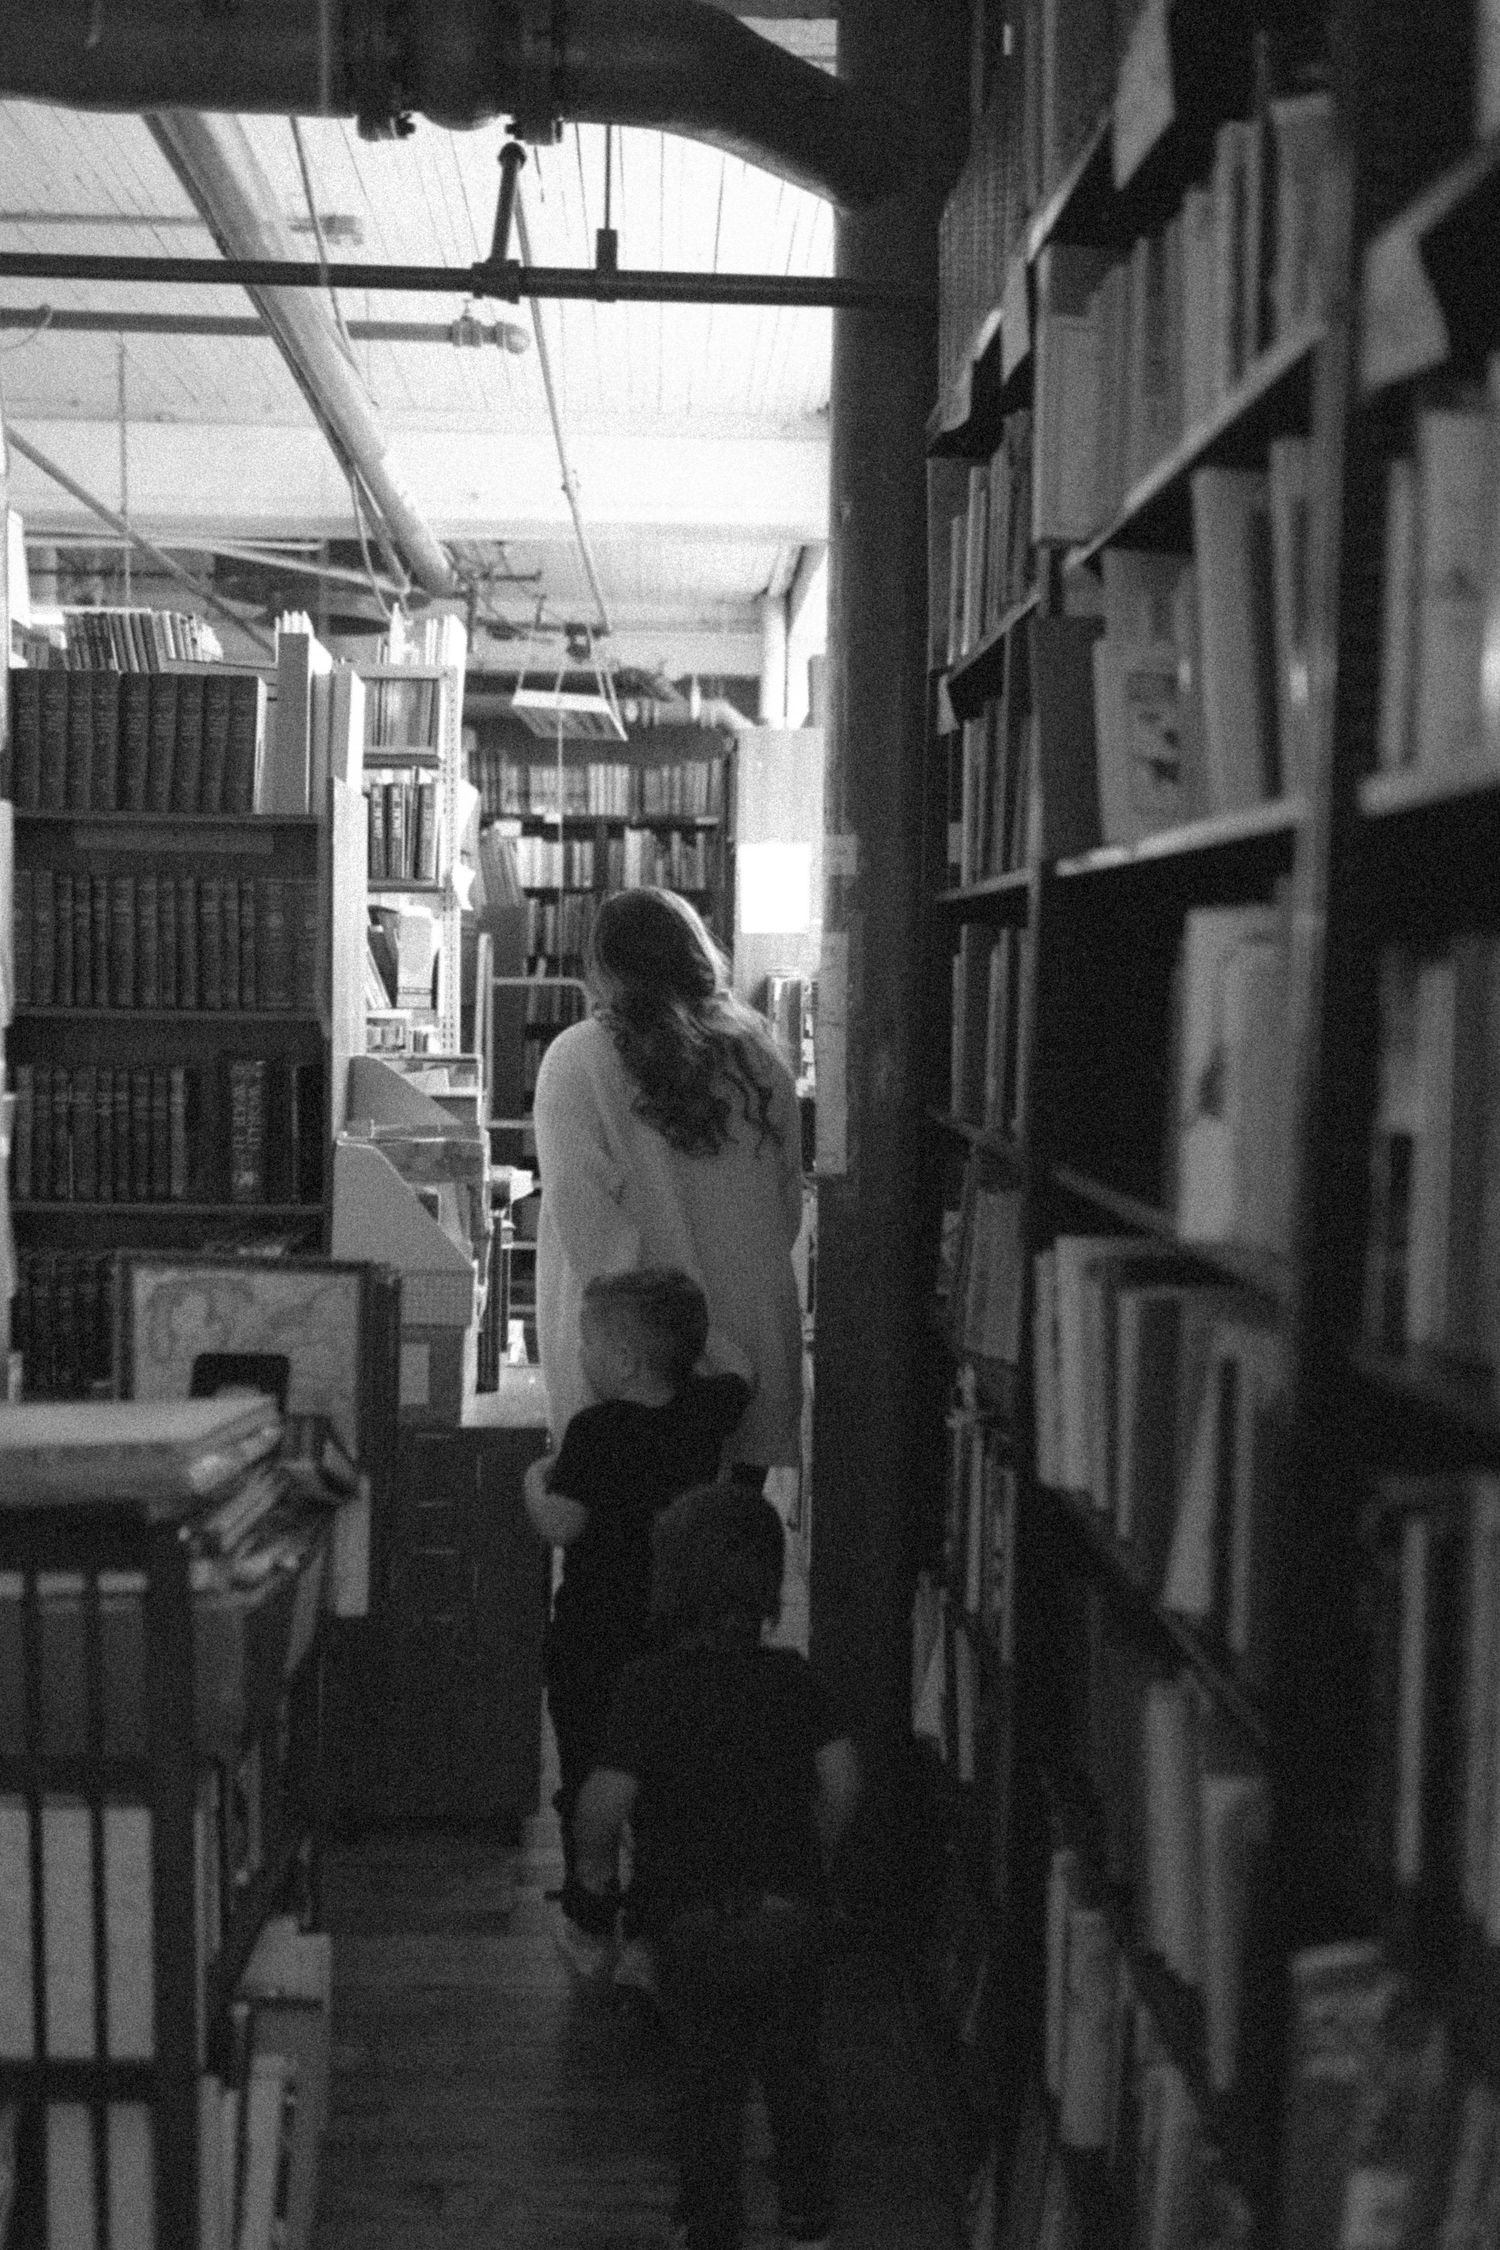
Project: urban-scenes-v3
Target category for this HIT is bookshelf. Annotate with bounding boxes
[0,1438,333,2250]
[467,729,734,1123]
[3,634,367,1400]
[912,0,1500,2240]
[360,644,466,1058]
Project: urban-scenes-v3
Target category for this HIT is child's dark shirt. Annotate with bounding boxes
[596,1637,842,1932]
[546,1371,750,1670]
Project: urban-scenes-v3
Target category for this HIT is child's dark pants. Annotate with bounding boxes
[658,1893,833,2250]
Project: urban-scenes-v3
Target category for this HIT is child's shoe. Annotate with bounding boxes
[610,1934,661,2016]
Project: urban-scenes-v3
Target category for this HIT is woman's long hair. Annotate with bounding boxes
[585,888,785,1156]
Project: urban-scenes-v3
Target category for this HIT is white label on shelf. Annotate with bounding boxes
[1113,0,1174,189]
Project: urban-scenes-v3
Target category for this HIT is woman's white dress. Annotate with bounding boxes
[532,1015,805,1466]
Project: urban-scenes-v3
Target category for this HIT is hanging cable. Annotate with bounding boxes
[289,115,357,363]
[343,459,396,622]
[117,337,131,605]
[512,180,612,643]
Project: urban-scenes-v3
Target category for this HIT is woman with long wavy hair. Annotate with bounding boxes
[532,887,804,1484]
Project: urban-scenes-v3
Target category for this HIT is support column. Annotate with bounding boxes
[810,0,966,1942]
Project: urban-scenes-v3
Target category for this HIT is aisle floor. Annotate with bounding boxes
[309,1535,963,2249]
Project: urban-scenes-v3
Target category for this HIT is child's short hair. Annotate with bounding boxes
[582,1266,708,1390]
[650,1482,785,1632]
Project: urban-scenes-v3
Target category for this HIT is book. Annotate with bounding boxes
[10,669,41,806]
[1267,436,1313,799]
[90,666,121,810]
[145,673,178,813]
[1409,405,1498,776]
[1094,549,1206,844]
[38,669,68,809]
[224,674,267,815]
[71,869,92,1009]
[201,669,232,814]
[54,870,74,1008]
[1267,91,1333,344]
[174,670,206,812]
[1280,1943,1394,2250]
[64,669,93,809]
[178,872,200,1009]
[1190,465,1282,809]
[136,871,160,1009]
[261,630,331,814]
[119,672,153,810]
[1173,901,1282,1243]
[1032,244,1112,543]
[228,1058,269,1203]
[0,1393,282,1506]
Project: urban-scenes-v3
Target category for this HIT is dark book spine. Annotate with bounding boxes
[73,1067,98,1202]
[95,1068,114,1204]
[145,675,178,813]
[224,675,264,814]
[70,870,92,1009]
[239,877,257,1010]
[91,668,121,812]
[111,875,136,1009]
[37,671,69,810]
[65,671,94,810]
[31,1068,52,1201]
[150,1068,169,1201]
[258,877,289,1010]
[228,1058,269,1202]
[113,1071,132,1202]
[201,673,231,814]
[173,673,206,812]
[168,1065,189,1201]
[389,781,408,880]
[11,670,42,808]
[177,873,199,1009]
[221,875,241,1010]
[12,1065,32,1201]
[51,1068,72,1201]
[119,675,152,811]
[199,875,224,1009]
[90,875,110,1011]
[136,872,160,1009]
[13,867,32,1006]
[293,1059,324,1204]
[416,779,439,880]
[294,880,318,1011]
[130,1068,151,1202]
[32,868,56,1007]
[158,871,178,1010]
[53,872,74,1007]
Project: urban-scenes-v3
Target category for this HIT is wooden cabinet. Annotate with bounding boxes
[323,1388,549,1838]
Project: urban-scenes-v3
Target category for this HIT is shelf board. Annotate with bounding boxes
[1047,1167,1290,1302]
[1025,108,1113,264]
[12,1201,321,1220]
[366,745,440,767]
[926,301,1006,450]
[13,1006,320,1023]
[1361,129,1500,394]
[368,879,444,895]
[1359,764,1500,819]
[13,808,318,828]
[1348,1344,1500,1469]
[1064,324,1324,569]
[501,809,722,828]
[933,867,1031,914]
[1053,795,1304,880]
[945,589,1040,721]
[927,1109,1026,1175]
[1045,1483,1271,1750]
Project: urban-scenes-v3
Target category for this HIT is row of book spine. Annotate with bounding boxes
[950,925,1032,1140]
[11,1250,116,1399]
[1030,95,1331,549]
[514,835,597,889]
[52,604,218,670]
[473,754,725,821]
[941,409,1034,666]
[524,893,593,962]
[12,869,320,1013]
[610,830,715,892]
[365,775,440,883]
[4,666,266,816]
[364,673,441,748]
[8,1057,323,1209]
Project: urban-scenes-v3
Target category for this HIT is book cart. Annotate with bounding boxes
[5,641,367,1401]
[912,0,1500,2242]
[0,1461,328,2247]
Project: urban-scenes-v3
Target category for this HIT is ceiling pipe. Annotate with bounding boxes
[145,111,460,599]
[0,0,915,213]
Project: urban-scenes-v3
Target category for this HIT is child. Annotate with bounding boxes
[523,1266,752,1982]
[570,1483,861,2250]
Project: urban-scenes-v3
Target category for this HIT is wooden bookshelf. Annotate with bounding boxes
[5,637,366,1396]
[905,2,1499,2239]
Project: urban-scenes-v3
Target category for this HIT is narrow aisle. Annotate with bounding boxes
[311,1525,963,2247]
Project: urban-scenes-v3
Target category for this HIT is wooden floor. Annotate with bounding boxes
[309,1729,964,2247]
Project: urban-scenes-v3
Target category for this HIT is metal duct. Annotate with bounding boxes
[0,1,913,212]
[145,111,459,598]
